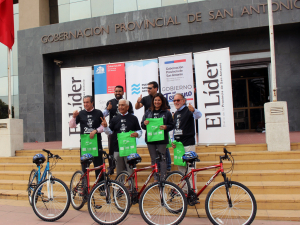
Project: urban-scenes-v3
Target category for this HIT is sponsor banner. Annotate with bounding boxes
[125,59,159,146]
[94,63,126,146]
[159,53,195,114]
[194,47,235,145]
[61,67,92,149]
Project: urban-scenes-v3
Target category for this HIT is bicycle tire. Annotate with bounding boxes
[28,169,38,206]
[139,181,187,225]
[70,170,86,210]
[115,171,134,194]
[205,181,257,225]
[165,171,191,195]
[32,177,71,222]
[88,180,131,225]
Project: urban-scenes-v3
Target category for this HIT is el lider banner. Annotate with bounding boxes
[61,67,92,149]
[159,53,195,143]
[94,63,126,146]
[125,59,159,146]
[159,53,195,114]
[194,47,235,145]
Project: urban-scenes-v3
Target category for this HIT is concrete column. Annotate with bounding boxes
[0,119,23,157]
[19,0,50,30]
[264,101,290,151]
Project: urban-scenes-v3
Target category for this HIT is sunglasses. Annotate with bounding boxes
[173,99,183,102]
[147,87,153,90]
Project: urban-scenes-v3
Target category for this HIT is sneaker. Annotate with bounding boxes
[106,167,114,175]
[98,189,106,196]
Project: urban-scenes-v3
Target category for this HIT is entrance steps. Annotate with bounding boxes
[0,143,300,221]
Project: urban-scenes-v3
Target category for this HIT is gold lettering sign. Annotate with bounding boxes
[41,1,299,44]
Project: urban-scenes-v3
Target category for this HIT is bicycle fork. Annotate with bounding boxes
[46,172,54,200]
[222,172,232,207]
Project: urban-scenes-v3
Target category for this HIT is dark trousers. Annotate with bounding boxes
[80,146,104,183]
[158,148,171,171]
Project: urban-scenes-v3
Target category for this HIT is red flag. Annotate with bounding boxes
[0,0,14,50]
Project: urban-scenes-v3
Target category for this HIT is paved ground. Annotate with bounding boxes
[22,132,300,150]
[1,199,299,225]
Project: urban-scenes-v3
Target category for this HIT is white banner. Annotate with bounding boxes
[159,53,195,114]
[125,59,159,146]
[61,67,92,149]
[194,48,235,145]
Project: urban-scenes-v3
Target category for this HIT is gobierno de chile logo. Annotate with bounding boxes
[131,83,140,95]
[95,66,105,74]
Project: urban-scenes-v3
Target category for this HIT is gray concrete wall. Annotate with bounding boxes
[18,0,300,142]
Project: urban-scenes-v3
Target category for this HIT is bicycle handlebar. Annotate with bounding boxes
[42,149,62,160]
[220,148,232,162]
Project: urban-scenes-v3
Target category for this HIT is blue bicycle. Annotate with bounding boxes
[27,149,70,222]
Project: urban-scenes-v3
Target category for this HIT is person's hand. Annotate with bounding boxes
[107,102,112,110]
[130,132,138,138]
[144,120,149,125]
[188,103,195,112]
[172,143,176,148]
[89,130,97,139]
[137,94,142,103]
[73,110,79,118]
[160,125,167,130]
[101,117,107,127]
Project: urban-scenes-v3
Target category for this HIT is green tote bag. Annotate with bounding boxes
[80,134,98,157]
[173,140,186,166]
[146,118,164,142]
[117,131,137,157]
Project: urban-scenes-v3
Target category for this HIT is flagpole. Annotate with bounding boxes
[267,0,277,102]
[8,47,12,118]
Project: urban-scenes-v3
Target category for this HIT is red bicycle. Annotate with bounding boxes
[166,148,257,225]
[70,151,131,225]
[116,152,187,225]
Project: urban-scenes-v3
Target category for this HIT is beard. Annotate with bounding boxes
[115,94,122,100]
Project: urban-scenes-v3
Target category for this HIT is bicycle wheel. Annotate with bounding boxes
[28,169,38,206]
[139,181,187,225]
[70,170,86,210]
[165,171,191,194]
[205,181,257,225]
[32,178,71,222]
[88,180,130,225]
[115,171,133,193]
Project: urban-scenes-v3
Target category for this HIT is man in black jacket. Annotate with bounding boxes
[172,93,202,191]
[102,99,142,175]
[103,85,134,173]
[69,95,104,181]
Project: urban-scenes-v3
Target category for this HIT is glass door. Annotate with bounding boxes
[232,68,269,131]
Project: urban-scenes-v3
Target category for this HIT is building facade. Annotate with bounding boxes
[3,0,299,142]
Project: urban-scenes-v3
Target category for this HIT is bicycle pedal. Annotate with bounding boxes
[94,205,102,209]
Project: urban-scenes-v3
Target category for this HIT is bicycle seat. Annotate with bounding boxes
[80,153,94,165]
[127,153,142,166]
[33,154,46,165]
[182,151,200,163]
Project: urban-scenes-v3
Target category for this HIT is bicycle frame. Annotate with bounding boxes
[124,163,159,199]
[181,162,224,197]
[76,162,105,195]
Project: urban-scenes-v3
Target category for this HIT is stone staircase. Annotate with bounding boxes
[1,143,300,221]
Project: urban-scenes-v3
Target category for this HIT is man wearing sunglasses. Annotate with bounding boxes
[172,93,202,191]
[135,81,172,171]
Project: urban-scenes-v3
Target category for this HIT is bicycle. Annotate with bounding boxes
[116,152,187,225]
[28,149,71,222]
[70,151,131,225]
[165,148,257,225]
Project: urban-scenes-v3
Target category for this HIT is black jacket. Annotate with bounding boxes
[141,109,174,144]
